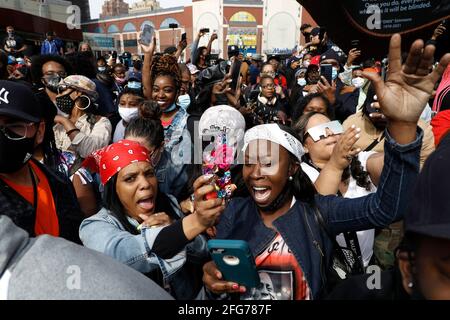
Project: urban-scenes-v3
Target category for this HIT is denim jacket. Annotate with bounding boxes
[156,150,188,200]
[79,194,208,299]
[215,128,422,299]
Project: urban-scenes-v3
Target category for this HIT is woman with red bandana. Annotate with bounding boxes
[79,140,215,299]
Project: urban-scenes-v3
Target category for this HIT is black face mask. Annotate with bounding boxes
[0,130,35,174]
[56,93,75,115]
[42,74,62,93]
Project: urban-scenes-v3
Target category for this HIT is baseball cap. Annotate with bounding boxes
[59,75,98,101]
[228,45,240,58]
[0,80,43,122]
[405,132,450,240]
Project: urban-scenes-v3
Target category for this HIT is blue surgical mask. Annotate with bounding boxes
[297,78,307,86]
[177,94,191,109]
[127,81,142,90]
[332,67,339,80]
[162,103,177,113]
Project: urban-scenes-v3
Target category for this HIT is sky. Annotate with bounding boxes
[88,0,192,19]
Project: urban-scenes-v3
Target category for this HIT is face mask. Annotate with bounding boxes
[303,61,310,68]
[118,107,139,123]
[163,103,177,113]
[0,130,35,174]
[42,74,62,93]
[297,78,307,86]
[332,67,339,80]
[351,77,365,88]
[7,32,14,37]
[98,66,106,73]
[56,93,75,115]
[177,94,191,109]
[127,81,142,90]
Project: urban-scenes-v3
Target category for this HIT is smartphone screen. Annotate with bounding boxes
[140,24,154,46]
[320,64,333,84]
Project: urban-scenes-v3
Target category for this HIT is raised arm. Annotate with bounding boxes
[206,33,218,56]
[140,35,156,100]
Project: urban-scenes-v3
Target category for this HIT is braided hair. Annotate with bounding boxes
[150,54,181,93]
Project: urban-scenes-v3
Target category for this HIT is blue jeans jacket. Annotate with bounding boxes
[79,194,208,299]
[216,128,422,299]
[156,150,188,200]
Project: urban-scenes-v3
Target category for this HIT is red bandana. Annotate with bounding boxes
[82,140,150,185]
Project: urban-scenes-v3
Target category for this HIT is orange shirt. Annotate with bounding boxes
[1,161,59,236]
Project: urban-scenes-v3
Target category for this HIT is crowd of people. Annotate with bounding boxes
[0,21,449,300]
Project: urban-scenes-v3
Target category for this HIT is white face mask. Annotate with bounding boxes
[177,94,191,109]
[351,77,365,88]
[297,78,307,86]
[118,107,139,123]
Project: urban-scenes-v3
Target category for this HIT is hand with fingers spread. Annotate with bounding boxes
[330,125,362,170]
[202,261,246,295]
[317,76,337,105]
[362,34,450,140]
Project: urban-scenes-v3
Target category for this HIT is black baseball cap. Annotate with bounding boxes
[405,132,450,240]
[0,80,42,122]
[228,45,240,57]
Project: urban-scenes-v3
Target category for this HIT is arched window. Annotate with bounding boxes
[123,22,137,32]
[93,26,104,33]
[229,11,257,26]
[160,18,180,29]
[107,24,120,33]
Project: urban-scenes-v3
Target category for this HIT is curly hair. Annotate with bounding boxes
[150,54,181,92]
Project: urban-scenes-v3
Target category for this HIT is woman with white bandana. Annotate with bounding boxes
[198,34,450,299]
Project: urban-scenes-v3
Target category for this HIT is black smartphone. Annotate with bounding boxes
[441,19,448,29]
[169,23,179,29]
[181,32,187,42]
[140,24,154,46]
[200,28,210,34]
[230,58,242,91]
[350,39,360,51]
[320,64,333,84]
[112,51,117,59]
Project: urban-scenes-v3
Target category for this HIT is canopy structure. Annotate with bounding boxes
[298,0,449,60]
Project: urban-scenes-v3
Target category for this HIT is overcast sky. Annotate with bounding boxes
[89,0,192,19]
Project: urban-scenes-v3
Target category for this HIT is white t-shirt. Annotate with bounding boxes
[301,151,377,267]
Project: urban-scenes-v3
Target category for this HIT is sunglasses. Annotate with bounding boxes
[305,120,343,142]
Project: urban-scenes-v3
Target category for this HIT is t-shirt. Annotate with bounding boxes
[161,117,174,128]
[242,233,311,300]
[1,162,59,236]
[113,120,126,143]
[2,35,24,57]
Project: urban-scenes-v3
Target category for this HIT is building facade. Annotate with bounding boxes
[82,0,316,59]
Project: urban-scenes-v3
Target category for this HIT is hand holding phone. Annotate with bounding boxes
[208,240,261,289]
[320,64,333,85]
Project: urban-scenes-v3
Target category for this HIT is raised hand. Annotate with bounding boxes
[330,125,361,170]
[363,34,450,124]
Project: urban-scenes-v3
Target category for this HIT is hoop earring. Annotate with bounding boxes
[75,95,91,111]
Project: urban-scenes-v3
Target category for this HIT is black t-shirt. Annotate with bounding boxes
[2,35,24,57]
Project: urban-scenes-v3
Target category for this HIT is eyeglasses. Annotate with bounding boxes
[305,120,343,142]
[0,122,35,141]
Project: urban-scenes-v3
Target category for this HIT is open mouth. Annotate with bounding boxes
[252,186,271,203]
[137,196,155,211]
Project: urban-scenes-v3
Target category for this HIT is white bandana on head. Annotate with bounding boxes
[243,123,305,163]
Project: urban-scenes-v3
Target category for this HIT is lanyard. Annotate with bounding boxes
[28,165,38,216]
